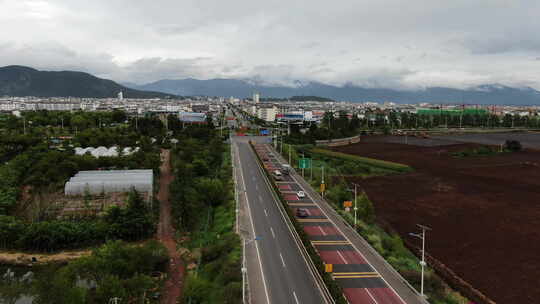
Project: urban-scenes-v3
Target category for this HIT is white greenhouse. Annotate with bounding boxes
[64,170,153,198]
[74,146,140,158]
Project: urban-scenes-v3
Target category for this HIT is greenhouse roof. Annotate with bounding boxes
[64,169,153,196]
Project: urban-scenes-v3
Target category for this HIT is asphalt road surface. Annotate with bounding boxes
[233,136,328,304]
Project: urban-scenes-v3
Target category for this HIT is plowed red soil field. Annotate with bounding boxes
[333,138,540,304]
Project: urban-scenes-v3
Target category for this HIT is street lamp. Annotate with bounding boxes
[409,224,432,298]
[347,183,361,227]
[242,236,261,304]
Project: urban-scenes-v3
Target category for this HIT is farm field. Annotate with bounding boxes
[332,137,540,304]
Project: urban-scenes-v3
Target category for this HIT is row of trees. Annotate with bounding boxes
[0,110,127,131]
[280,110,540,145]
[168,123,242,303]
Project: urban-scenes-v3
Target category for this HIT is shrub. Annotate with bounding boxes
[504,140,522,151]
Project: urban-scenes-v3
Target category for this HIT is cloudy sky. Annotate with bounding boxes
[1,0,540,89]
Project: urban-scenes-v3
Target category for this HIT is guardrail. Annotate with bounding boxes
[249,141,346,304]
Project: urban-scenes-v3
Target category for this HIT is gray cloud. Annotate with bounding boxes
[459,34,540,55]
[1,0,540,89]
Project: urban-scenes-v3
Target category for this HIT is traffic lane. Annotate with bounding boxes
[245,143,327,304]
[233,143,268,304]
[239,143,294,304]
[238,143,326,304]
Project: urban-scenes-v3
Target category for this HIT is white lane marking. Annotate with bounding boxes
[286,153,407,304]
[337,251,349,264]
[279,252,286,268]
[237,143,271,304]
[264,209,268,217]
[365,289,379,304]
[318,226,327,236]
[270,227,276,239]
[293,291,300,304]
[259,195,263,202]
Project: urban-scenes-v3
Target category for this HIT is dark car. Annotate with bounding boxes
[296,208,309,218]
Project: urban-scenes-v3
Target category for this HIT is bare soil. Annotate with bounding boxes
[0,249,91,266]
[157,149,185,304]
[333,138,540,304]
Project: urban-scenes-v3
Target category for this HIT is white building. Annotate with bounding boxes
[253,92,260,103]
[257,105,278,122]
[118,91,124,101]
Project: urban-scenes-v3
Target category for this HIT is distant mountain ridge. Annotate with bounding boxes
[127,78,540,105]
[0,66,172,98]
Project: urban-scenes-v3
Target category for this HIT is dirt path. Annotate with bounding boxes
[157,149,185,304]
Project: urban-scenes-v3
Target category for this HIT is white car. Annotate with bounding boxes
[297,191,306,198]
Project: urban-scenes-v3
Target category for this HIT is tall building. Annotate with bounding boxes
[118,91,123,101]
[253,92,260,103]
[257,105,278,122]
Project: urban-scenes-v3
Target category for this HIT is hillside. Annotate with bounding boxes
[0,66,173,98]
[128,78,540,105]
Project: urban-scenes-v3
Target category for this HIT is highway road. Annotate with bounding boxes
[232,136,328,304]
[254,142,427,304]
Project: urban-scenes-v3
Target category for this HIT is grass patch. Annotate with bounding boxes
[310,148,413,173]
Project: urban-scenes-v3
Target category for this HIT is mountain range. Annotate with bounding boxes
[1,65,539,105]
[127,78,540,105]
[0,66,172,99]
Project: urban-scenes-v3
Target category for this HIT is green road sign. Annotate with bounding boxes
[299,158,311,169]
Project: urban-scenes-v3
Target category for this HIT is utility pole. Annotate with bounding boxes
[310,159,313,181]
[353,183,358,227]
[280,126,283,154]
[301,151,305,177]
[23,116,26,135]
[410,224,432,298]
[288,144,291,165]
[321,166,325,198]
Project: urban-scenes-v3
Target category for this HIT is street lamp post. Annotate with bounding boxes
[409,224,432,298]
[301,151,305,177]
[321,166,325,198]
[347,183,359,227]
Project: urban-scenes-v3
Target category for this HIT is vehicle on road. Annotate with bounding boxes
[295,208,309,218]
[297,191,305,198]
[274,170,282,176]
[281,164,291,175]
[274,174,283,181]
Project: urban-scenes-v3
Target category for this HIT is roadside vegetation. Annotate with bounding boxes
[168,123,242,303]
[0,240,168,303]
[281,144,470,304]
[451,140,522,158]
